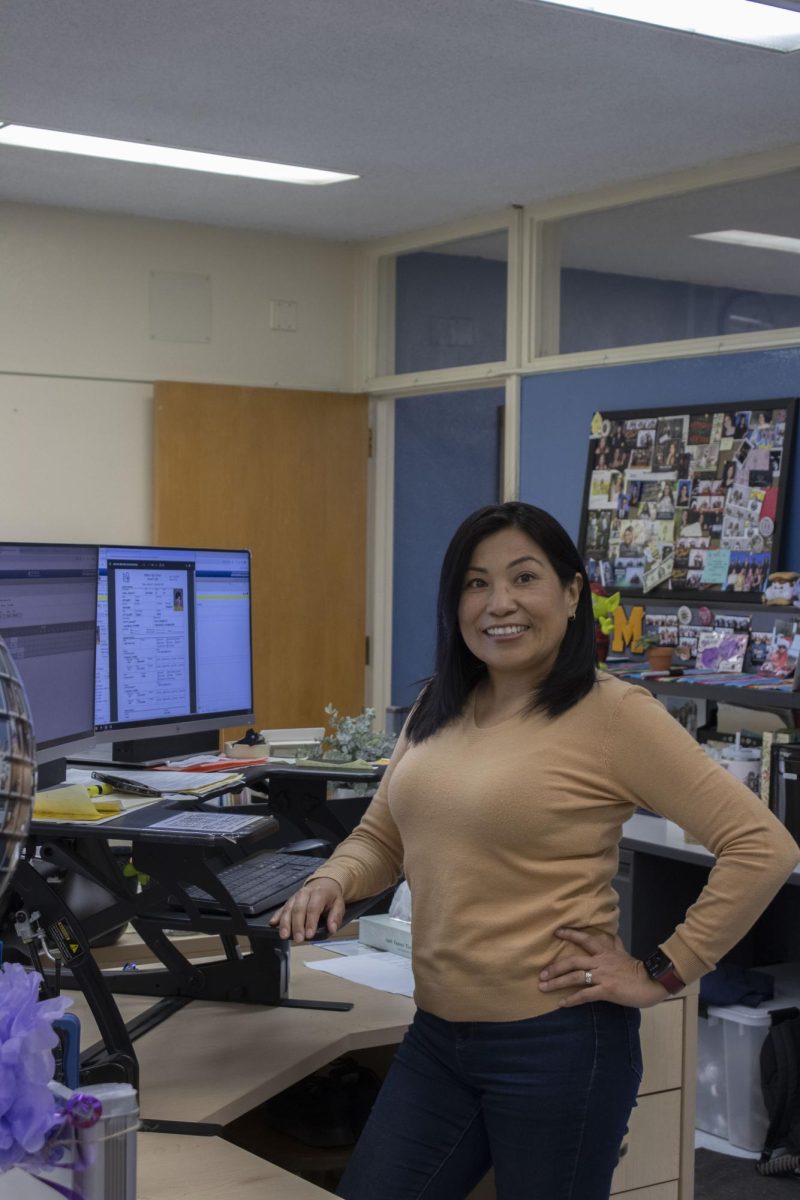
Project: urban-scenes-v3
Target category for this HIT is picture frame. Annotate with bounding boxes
[578,398,797,602]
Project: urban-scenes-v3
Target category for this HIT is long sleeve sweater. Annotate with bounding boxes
[307,674,800,1022]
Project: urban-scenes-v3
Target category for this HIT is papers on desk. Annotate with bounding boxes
[306,945,415,998]
[148,810,267,834]
[90,767,244,796]
[34,778,156,823]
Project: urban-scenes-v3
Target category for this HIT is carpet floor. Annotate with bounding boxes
[695,1148,800,1197]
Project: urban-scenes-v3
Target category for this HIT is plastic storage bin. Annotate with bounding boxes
[696,964,800,1152]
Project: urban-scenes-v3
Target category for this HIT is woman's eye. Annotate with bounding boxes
[464,577,486,589]
[516,572,536,584]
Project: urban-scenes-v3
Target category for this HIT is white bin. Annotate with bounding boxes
[696,964,800,1152]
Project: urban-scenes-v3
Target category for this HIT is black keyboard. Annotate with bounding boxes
[183,850,330,917]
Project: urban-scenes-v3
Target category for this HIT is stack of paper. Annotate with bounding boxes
[34,784,124,821]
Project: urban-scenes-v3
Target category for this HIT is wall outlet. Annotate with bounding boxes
[270,299,298,332]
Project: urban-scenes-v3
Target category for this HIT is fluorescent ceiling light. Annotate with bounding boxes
[692,229,800,255]
[0,123,358,185]
[532,0,800,51]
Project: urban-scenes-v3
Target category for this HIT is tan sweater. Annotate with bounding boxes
[308,674,800,1022]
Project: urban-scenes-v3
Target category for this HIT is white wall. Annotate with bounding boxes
[0,203,357,543]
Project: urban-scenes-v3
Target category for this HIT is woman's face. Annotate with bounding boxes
[457,527,581,686]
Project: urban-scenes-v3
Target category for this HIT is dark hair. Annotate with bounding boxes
[406,502,597,744]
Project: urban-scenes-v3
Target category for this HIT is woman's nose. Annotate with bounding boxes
[487,585,516,613]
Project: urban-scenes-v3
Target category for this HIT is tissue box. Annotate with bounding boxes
[358,915,412,958]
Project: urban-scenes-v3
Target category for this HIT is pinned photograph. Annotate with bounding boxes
[720,459,738,489]
[748,630,774,669]
[588,470,615,509]
[721,412,737,439]
[676,479,691,507]
[694,442,720,471]
[734,411,751,440]
[688,412,713,444]
[585,510,612,555]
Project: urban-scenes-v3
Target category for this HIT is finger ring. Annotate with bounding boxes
[584,970,593,986]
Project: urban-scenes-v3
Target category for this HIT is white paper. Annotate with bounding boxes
[306,949,415,997]
[311,938,368,956]
[149,811,265,833]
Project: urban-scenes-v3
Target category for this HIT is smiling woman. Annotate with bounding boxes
[272,501,800,1200]
[458,526,582,725]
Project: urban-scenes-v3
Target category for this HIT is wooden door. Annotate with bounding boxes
[153,382,368,735]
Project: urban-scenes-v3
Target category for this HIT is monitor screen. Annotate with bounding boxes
[95,545,254,741]
[0,542,98,763]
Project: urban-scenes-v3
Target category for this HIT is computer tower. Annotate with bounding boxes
[770,742,800,844]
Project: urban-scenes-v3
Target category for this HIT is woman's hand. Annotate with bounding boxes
[539,928,671,1009]
[269,877,345,943]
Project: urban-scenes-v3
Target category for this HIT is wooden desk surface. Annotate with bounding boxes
[137,1133,332,1199]
[75,943,414,1126]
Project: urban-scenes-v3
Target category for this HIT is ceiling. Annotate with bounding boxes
[1,0,800,243]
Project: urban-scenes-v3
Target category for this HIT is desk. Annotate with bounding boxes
[619,814,800,969]
[74,941,697,1199]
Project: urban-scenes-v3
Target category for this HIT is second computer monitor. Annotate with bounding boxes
[0,542,98,779]
[95,545,254,746]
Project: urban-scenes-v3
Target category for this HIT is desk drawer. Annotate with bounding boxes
[612,1090,681,1194]
[613,1185,678,1200]
[640,998,684,1095]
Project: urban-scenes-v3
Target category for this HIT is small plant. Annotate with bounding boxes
[632,632,662,653]
[320,704,397,763]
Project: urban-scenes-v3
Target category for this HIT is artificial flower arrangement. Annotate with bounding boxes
[0,962,101,1198]
[318,704,397,764]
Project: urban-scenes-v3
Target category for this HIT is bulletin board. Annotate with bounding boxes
[578,398,797,601]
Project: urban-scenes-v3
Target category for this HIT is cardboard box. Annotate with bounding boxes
[358,914,412,959]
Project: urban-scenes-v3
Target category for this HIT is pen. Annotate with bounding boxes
[86,782,114,798]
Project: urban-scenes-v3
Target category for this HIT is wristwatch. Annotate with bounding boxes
[642,949,685,995]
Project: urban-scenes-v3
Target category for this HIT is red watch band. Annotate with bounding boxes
[653,964,685,995]
[643,949,685,995]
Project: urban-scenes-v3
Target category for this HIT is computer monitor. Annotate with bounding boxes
[94,545,255,757]
[0,542,98,787]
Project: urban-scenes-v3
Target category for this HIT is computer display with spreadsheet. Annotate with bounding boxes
[0,542,98,784]
[94,545,254,747]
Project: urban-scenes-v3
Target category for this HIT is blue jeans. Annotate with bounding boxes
[337,1003,642,1200]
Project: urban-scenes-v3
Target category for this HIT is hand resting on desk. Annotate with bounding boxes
[270,877,345,943]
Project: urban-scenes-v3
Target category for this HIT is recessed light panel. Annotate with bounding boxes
[0,123,358,185]
[692,229,800,254]
[532,0,800,51]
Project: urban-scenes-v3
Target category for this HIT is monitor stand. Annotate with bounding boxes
[111,729,220,765]
[36,757,68,790]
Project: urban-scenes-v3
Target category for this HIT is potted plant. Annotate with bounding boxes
[634,632,674,672]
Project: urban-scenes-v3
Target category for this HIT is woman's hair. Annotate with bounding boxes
[406,502,597,744]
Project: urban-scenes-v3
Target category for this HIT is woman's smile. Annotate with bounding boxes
[482,623,530,641]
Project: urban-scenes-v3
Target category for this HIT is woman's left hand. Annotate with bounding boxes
[539,928,670,1009]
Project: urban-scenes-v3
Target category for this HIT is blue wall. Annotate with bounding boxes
[520,348,800,565]
[395,251,507,374]
[561,269,800,355]
[392,389,503,707]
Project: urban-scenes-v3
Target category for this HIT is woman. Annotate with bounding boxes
[272,502,798,1200]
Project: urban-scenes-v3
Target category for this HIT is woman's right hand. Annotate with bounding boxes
[269,877,345,943]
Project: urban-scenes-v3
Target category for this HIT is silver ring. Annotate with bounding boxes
[584,970,593,987]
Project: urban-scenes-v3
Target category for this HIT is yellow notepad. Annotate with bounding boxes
[34,784,124,821]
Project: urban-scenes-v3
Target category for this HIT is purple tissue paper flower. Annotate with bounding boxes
[0,963,70,1171]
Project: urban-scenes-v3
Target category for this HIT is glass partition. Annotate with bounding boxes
[377,229,509,376]
[554,169,800,355]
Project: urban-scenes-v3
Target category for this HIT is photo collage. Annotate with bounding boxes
[582,404,792,596]
[639,612,800,677]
